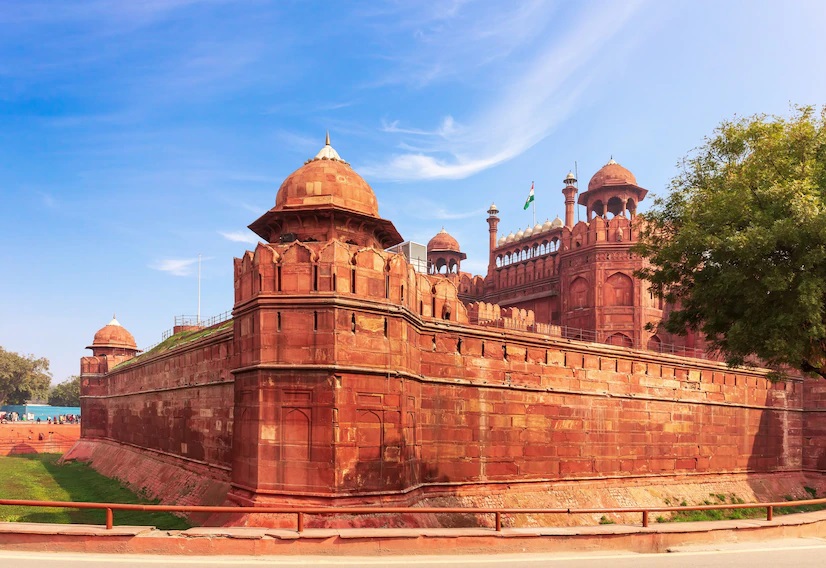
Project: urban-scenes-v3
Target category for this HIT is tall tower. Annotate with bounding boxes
[486,203,499,276]
[562,172,578,228]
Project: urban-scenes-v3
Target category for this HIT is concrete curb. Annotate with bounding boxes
[0,510,825,556]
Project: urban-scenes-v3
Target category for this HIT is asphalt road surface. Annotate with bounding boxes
[2,538,826,567]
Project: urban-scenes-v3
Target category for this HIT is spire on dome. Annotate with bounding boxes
[314,131,343,162]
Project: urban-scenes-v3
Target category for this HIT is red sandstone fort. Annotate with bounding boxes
[72,137,826,525]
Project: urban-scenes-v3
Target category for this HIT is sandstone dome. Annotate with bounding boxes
[88,317,137,350]
[587,158,637,192]
[427,228,461,253]
[273,136,379,218]
[551,216,564,228]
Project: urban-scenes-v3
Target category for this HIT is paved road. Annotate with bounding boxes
[2,538,826,567]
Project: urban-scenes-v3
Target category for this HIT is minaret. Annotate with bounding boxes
[486,203,499,276]
[562,171,578,228]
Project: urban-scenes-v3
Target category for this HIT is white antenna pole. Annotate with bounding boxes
[197,253,202,326]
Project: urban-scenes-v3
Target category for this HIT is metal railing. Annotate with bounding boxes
[0,496,824,532]
[148,311,233,350]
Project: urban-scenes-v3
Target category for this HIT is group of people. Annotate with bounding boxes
[38,414,80,425]
[0,412,80,424]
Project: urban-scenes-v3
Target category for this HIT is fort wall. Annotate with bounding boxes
[80,324,236,470]
[77,240,822,517]
[803,378,826,472]
[75,145,826,524]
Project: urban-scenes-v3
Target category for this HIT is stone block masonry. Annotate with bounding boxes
[74,139,826,524]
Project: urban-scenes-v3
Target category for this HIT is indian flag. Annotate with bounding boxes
[523,181,535,210]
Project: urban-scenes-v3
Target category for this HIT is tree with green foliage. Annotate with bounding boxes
[0,347,52,405]
[636,106,826,379]
[49,375,80,407]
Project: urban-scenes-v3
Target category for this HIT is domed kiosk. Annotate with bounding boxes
[248,134,402,249]
[81,316,140,378]
[427,228,466,275]
[86,316,138,356]
[577,158,648,220]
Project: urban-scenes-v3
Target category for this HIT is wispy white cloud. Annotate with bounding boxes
[360,0,646,181]
[381,116,458,138]
[150,258,200,276]
[219,230,259,245]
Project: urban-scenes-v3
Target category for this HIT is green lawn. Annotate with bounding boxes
[0,454,191,529]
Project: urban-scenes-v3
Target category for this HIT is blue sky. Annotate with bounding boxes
[2,0,825,384]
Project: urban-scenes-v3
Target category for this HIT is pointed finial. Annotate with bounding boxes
[113,313,116,320]
[325,130,330,146]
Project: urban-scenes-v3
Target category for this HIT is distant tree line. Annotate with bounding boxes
[0,347,80,407]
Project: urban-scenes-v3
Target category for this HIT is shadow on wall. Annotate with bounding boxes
[745,383,825,500]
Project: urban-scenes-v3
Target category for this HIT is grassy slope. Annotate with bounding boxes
[0,454,190,529]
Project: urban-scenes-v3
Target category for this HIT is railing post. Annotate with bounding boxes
[767,506,773,521]
[642,510,649,527]
[297,511,304,533]
[495,512,502,532]
[105,507,113,530]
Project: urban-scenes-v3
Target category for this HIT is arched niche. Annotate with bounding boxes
[604,272,633,306]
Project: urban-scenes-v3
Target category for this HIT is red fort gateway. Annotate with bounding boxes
[75,138,826,522]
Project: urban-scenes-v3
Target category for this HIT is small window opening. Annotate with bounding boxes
[332,273,337,292]
[313,265,319,291]
[385,275,390,299]
[313,311,318,331]
[482,341,486,357]
[503,345,508,360]
[276,266,282,292]
[383,317,388,337]
[351,268,356,293]
[277,312,281,332]
[400,284,405,302]
[351,313,356,333]
[457,337,462,354]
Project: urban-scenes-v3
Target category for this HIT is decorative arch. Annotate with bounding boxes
[591,199,605,219]
[647,334,663,352]
[606,332,633,348]
[604,272,633,306]
[282,408,311,461]
[570,277,589,309]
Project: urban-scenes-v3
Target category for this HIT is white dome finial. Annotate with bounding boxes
[314,131,342,161]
